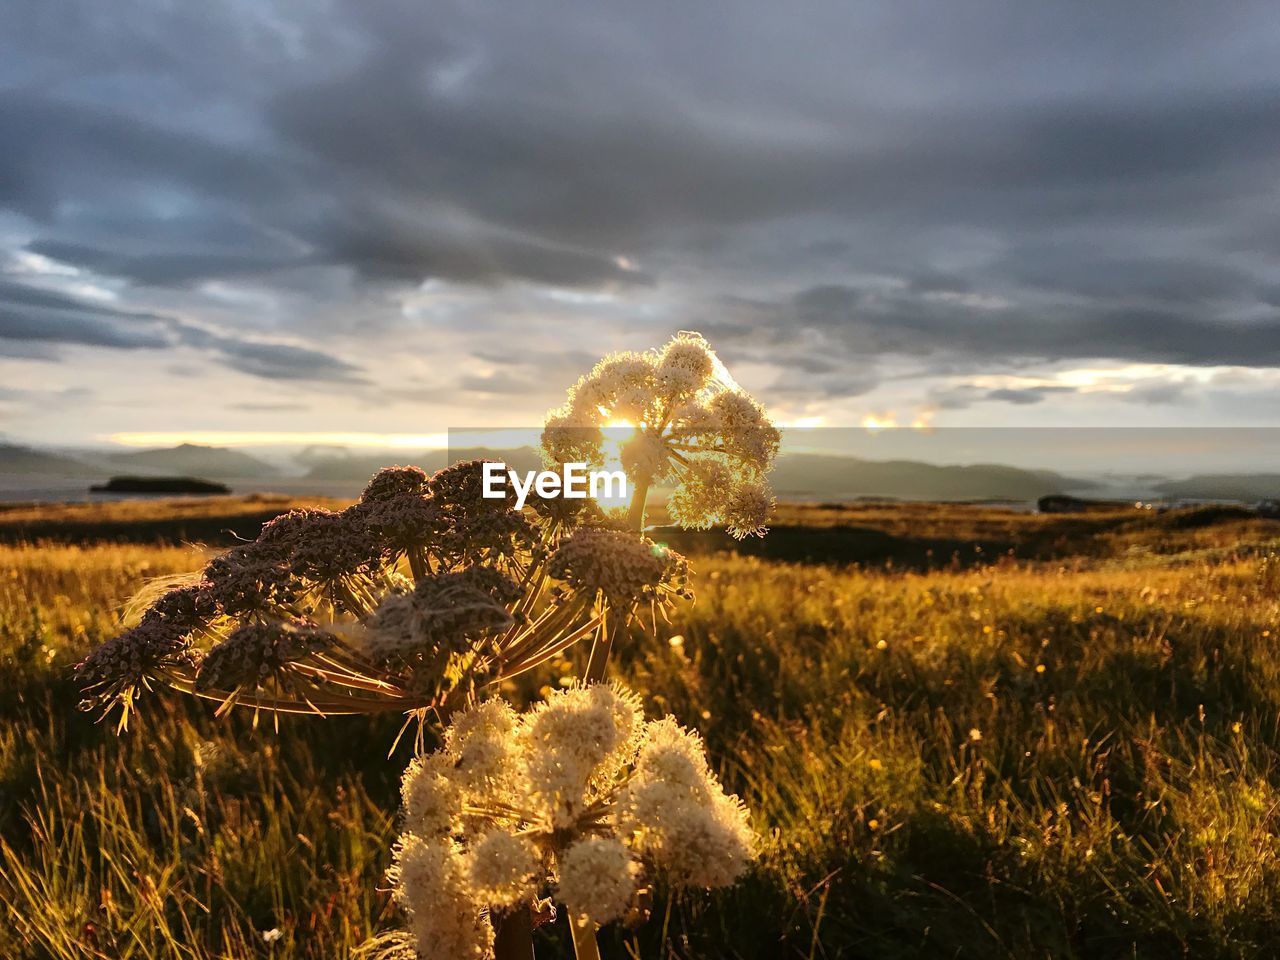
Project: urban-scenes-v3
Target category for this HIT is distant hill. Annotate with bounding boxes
[107,443,277,479]
[301,446,544,483]
[768,454,1081,502]
[1155,474,1280,502]
[300,447,1075,502]
[0,443,98,476]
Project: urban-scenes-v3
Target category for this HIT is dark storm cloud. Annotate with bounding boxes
[711,282,1280,374]
[2,0,1279,400]
[0,280,170,348]
[0,278,362,381]
[174,322,366,382]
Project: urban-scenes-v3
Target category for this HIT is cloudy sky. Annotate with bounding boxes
[2,0,1279,453]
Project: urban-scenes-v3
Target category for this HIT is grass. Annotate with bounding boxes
[1,501,1279,957]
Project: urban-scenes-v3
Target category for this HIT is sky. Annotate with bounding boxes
[2,0,1279,456]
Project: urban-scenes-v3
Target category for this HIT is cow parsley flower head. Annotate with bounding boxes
[196,619,334,691]
[521,682,644,828]
[548,528,687,607]
[387,683,758,944]
[366,569,516,660]
[540,332,778,532]
[390,836,492,960]
[361,465,430,503]
[76,617,198,717]
[724,479,775,540]
[444,697,521,789]
[556,836,640,926]
[615,719,757,888]
[401,752,463,837]
[465,829,540,909]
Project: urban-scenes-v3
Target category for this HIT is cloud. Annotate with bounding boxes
[0,278,363,382]
[0,280,170,348]
[2,0,1280,434]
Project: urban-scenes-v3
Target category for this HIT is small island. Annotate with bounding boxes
[90,476,231,495]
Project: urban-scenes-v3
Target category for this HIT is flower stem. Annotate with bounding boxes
[494,909,535,960]
[626,477,650,530]
[569,920,602,960]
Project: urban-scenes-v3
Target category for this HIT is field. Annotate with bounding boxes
[2,498,1280,958]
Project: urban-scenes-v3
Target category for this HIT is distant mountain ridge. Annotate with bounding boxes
[1155,474,1280,502]
[0,443,99,476]
[106,443,278,479]
[301,447,544,483]
[768,453,1082,501]
[3,439,1279,504]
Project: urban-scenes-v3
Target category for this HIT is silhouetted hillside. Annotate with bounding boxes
[1156,474,1280,502]
[0,443,98,475]
[107,443,277,479]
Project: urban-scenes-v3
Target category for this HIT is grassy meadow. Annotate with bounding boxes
[2,497,1279,958]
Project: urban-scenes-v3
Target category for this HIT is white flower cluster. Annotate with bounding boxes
[541,332,780,537]
[390,684,757,958]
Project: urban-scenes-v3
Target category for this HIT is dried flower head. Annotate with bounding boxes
[196,618,335,691]
[76,618,198,719]
[367,569,516,661]
[284,507,383,585]
[361,465,430,504]
[548,528,687,606]
[140,583,216,631]
[357,492,445,560]
[203,543,296,616]
[430,459,514,514]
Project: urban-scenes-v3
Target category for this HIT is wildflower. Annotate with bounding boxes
[366,569,516,661]
[196,619,335,691]
[430,459,516,514]
[521,683,644,827]
[444,697,521,790]
[616,718,756,888]
[391,836,492,960]
[140,583,216,630]
[76,617,198,709]
[389,683,758,940]
[556,836,639,926]
[356,493,445,560]
[723,479,774,540]
[361,465,430,503]
[548,528,687,606]
[401,752,462,836]
[284,508,383,586]
[527,483,606,530]
[203,543,296,616]
[539,332,779,535]
[465,829,540,908]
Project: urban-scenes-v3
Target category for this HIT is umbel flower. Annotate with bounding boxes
[76,333,773,960]
[541,331,780,537]
[384,683,757,960]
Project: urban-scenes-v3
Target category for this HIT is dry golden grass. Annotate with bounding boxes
[1,500,1279,958]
